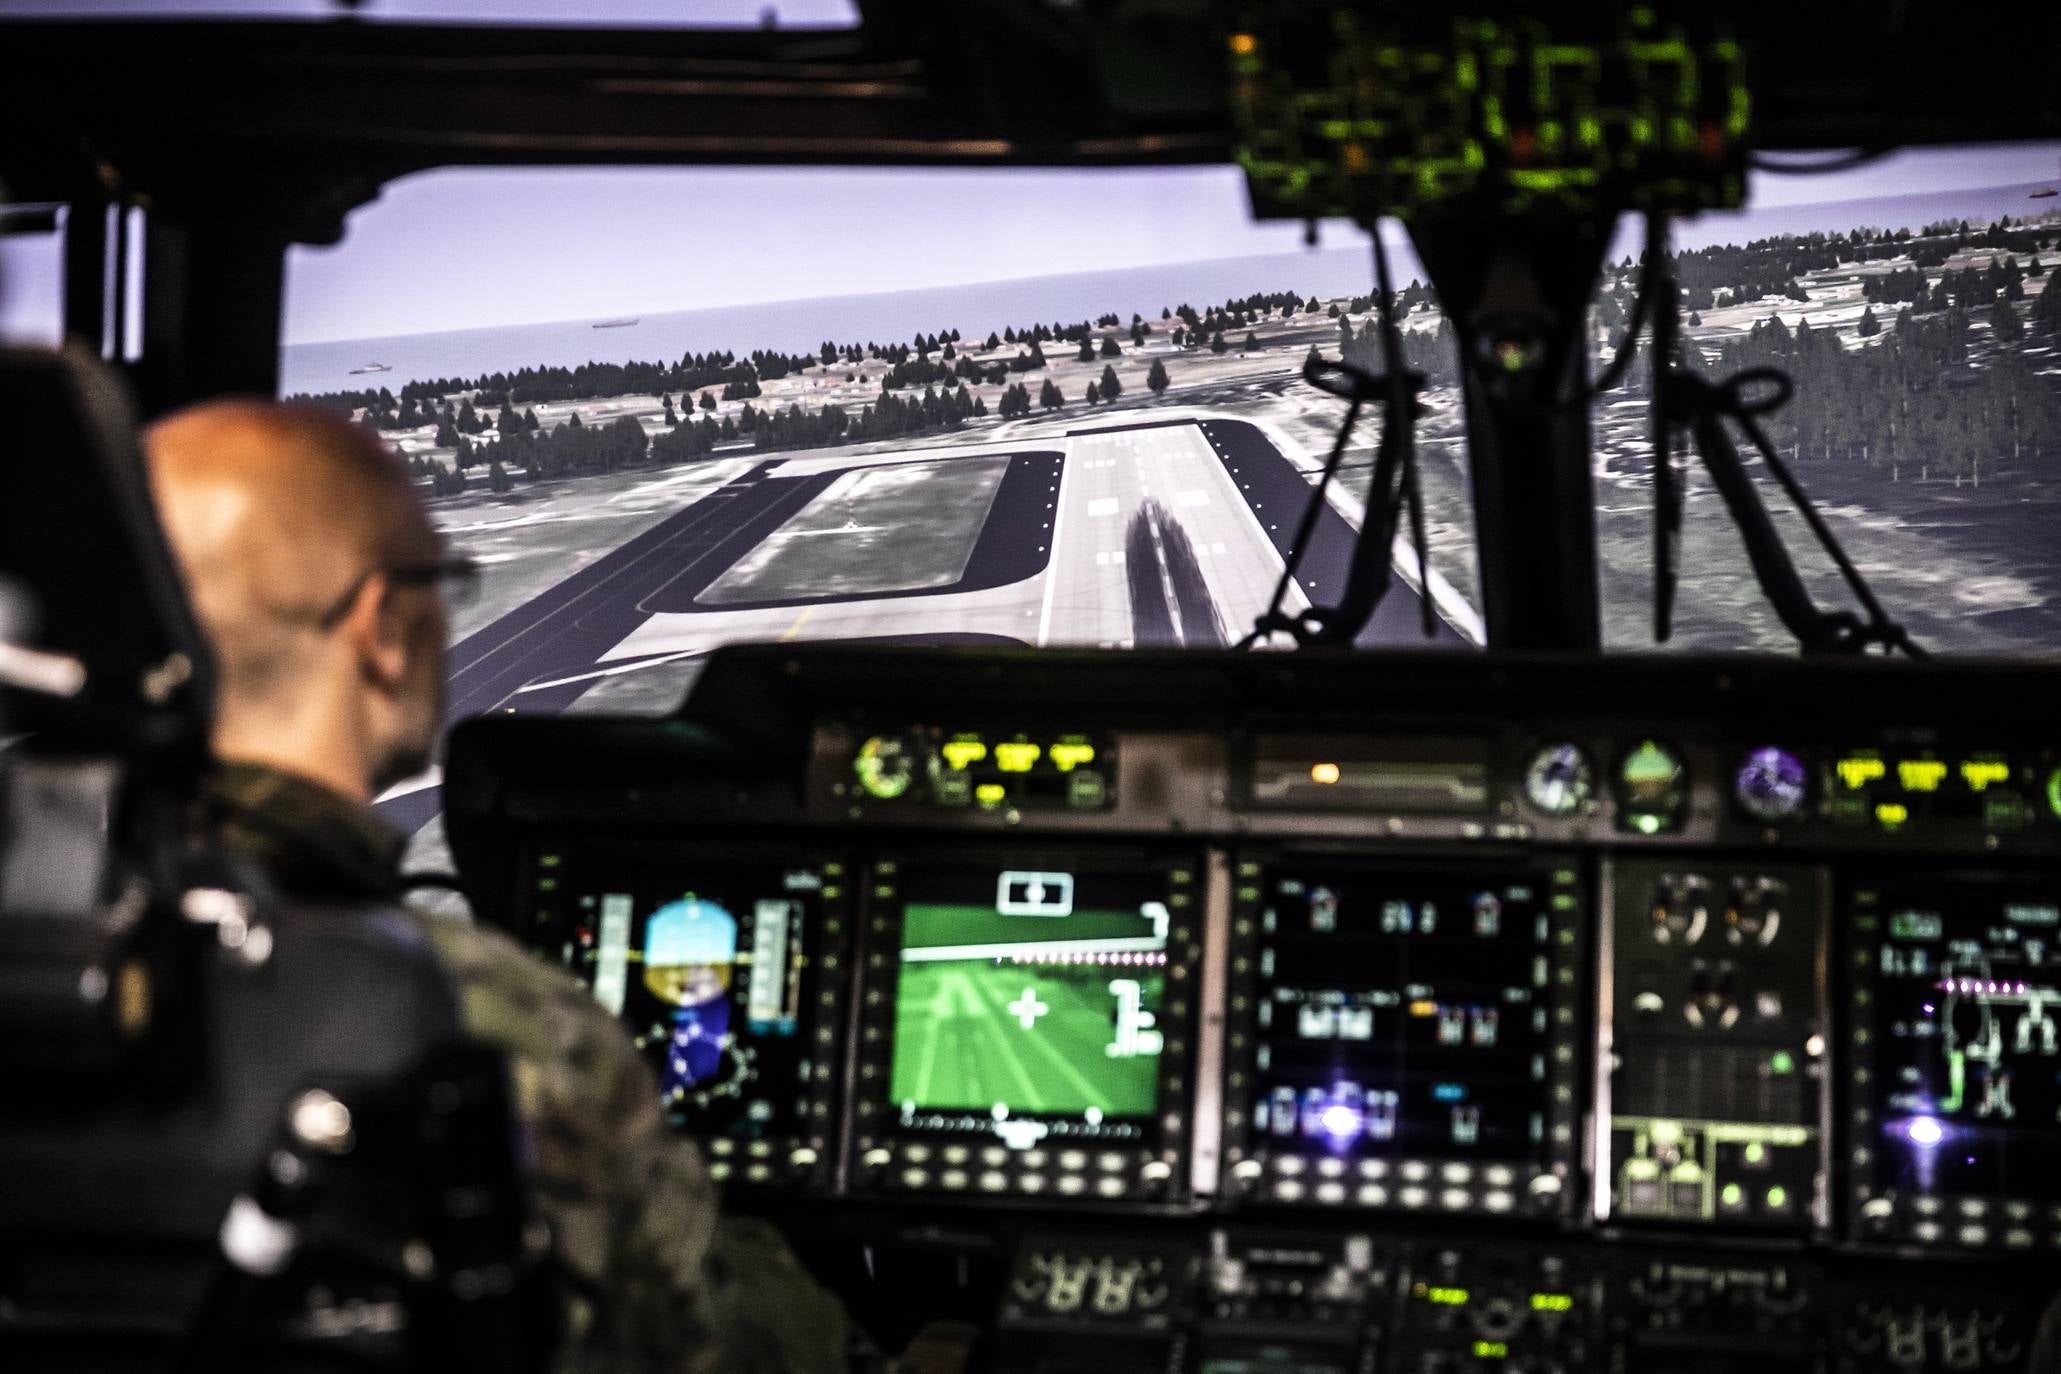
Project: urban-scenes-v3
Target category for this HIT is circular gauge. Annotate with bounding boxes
[1724,875,1785,948]
[852,734,916,800]
[1523,742,1595,816]
[1650,872,1711,945]
[1616,738,1687,833]
[1734,746,1810,823]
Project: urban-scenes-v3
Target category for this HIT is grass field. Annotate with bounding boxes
[889,953,1163,1116]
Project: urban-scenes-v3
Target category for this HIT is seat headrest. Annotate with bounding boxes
[0,347,214,756]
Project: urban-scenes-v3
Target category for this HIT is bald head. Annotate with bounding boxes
[146,400,448,800]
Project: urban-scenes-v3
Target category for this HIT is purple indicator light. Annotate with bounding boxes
[1319,1103,1363,1142]
[1735,747,1809,822]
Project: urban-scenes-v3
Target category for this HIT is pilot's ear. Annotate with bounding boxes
[338,574,410,691]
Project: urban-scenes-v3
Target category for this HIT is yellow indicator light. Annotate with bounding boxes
[994,742,1041,773]
[974,783,1007,807]
[1410,999,1437,1017]
[1837,755,1886,789]
[1897,759,1947,793]
[1472,1341,1509,1359]
[1049,742,1097,772]
[1531,1293,1573,1313]
[1962,759,2011,791]
[1424,1286,1470,1306]
[940,740,987,771]
[1229,32,1256,55]
[1311,762,1343,785]
[1875,802,1910,828]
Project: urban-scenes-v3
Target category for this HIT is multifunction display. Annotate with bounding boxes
[851,851,1201,1202]
[1852,874,2061,1251]
[1224,856,1583,1217]
[523,846,849,1186]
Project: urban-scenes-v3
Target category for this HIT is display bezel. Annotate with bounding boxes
[518,838,854,1191]
[1220,849,1585,1219]
[849,845,1203,1205]
[1847,869,2061,1253]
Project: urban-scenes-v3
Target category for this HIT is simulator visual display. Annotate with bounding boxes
[548,855,828,1139]
[1247,864,1551,1162]
[1864,877,2061,1202]
[885,864,1174,1147]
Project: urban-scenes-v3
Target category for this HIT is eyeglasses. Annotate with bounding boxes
[312,556,481,629]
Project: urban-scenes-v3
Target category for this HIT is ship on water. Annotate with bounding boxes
[348,361,392,374]
[591,317,641,328]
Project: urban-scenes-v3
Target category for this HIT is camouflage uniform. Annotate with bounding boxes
[205,762,858,1374]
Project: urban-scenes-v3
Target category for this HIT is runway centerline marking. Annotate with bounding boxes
[778,605,818,642]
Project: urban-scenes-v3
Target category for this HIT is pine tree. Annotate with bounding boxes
[1040,378,1064,410]
[435,419,461,448]
[1210,330,1228,354]
[1990,294,2024,343]
[1100,336,1121,358]
[523,408,540,432]
[1857,306,1882,338]
[1242,332,1259,352]
[1078,338,1096,363]
[1147,358,1170,395]
[700,392,717,412]
[1099,363,1123,402]
[1085,381,1101,405]
[1130,321,1148,346]
[2034,268,2061,335]
[488,460,513,493]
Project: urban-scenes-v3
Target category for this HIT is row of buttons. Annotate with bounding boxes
[1263,1155,1526,1188]
[898,1168,1138,1198]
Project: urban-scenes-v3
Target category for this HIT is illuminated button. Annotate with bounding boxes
[1401,1162,1431,1183]
[1057,1175,1087,1196]
[1141,1161,1174,1184]
[1050,740,1096,772]
[1440,1189,1472,1211]
[1275,1181,1306,1202]
[1399,1187,1430,1209]
[1022,1150,1049,1169]
[1067,772,1107,809]
[862,1148,892,1169]
[939,1170,969,1190]
[900,1168,930,1189]
[1958,1225,1990,1247]
[1483,1192,1515,1213]
[1277,1156,1307,1176]
[2006,1229,2036,1250]
[789,1148,819,1167]
[748,1140,773,1159]
[708,1162,732,1182]
[1233,1160,1264,1181]
[994,742,1041,773]
[974,783,1008,809]
[1721,1183,1747,1212]
[1913,1197,1944,1217]
[1358,1160,1389,1181]
[1358,1185,1390,1207]
[1958,1199,1989,1219]
[1098,1152,1127,1173]
[1316,1182,1347,1204]
[982,1148,1009,1167]
[1911,1221,1943,1243]
[1483,1166,1515,1188]
[1862,1198,1894,1220]
[1318,1158,1346,1179]
[978,1172,1009,1193]
[904,1145,932,1164]
[2008,1202,2035,1222]
[1765,1186,1791,1212]
[1059,1151,1089,1171]
[709,1139,736,1157]
[746,1164,773,1184]
[1094,1177,1126,1198]
[1020,1175,1047,1194]
[1442,1163,1474,1185]
[942,1146,971,1166]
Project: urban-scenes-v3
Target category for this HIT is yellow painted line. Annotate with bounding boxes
[778,604,817,642]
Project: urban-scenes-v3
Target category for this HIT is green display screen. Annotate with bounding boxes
[888,866,1171,1130]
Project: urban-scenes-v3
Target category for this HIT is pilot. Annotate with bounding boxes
[145,400,862,1374]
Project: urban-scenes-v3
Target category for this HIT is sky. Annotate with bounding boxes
[4,143,2057,347]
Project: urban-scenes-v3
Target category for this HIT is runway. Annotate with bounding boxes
[381,415,1466,832]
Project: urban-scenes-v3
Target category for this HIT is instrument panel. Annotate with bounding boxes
[447,646,2061,1371]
